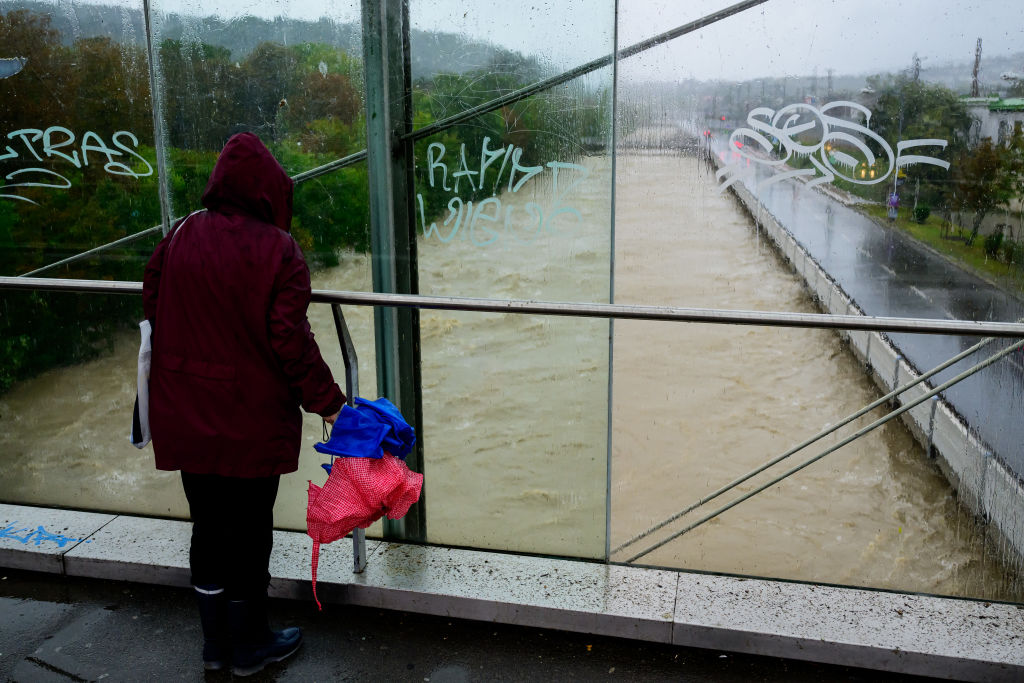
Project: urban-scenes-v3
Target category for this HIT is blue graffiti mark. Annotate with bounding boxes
[0,521,93,548]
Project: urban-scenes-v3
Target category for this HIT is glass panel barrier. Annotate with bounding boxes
[0,290,173,512]
[409,1,615,557]
[1,0,158,394]
[613,0,1024,600]
[1,0,1021,605]
[0,0,166,514]
[0,0,375,531]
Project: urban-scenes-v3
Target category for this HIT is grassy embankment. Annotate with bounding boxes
[855,202,1024,300]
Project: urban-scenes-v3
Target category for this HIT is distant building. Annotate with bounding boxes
[963,97,1024,145]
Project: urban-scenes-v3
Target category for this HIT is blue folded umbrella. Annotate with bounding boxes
[354,396,416,459]
[315,397,416,473]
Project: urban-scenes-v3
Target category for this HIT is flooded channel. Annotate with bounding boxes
[1,153,1020,602]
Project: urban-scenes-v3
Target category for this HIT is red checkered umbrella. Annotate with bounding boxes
[307,452,423,609]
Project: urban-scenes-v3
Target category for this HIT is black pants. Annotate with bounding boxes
[180,472,280,600]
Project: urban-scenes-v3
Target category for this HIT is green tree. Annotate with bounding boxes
[69,36,151,135]
[953,138,1013,245]
[862,75,972,212]
[158,39,238,151]
[236,42,300,141]
[0,10,67,130]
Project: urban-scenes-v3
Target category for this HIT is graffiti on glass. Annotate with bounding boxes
[0,521,92,548]
[417,138,588,248]
[716,101,949,193]
[0,126,154,205]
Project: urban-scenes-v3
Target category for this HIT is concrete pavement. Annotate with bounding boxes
[2,503,1023,681]
[0,568,937,682]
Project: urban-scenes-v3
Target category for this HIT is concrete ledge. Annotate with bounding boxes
[675,573,1023,681]
[0,504,115,574]
[1,503,1022,681]
[264,531,676,642]
[64,515,192,586]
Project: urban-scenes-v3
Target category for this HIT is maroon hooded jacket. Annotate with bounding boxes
[143,133,345,477]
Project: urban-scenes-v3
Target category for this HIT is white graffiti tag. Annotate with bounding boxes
[716,101,949,193]
[0,126,154,205]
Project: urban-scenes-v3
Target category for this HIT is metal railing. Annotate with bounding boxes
[3,275,1023,565]
[5,276,1024,338]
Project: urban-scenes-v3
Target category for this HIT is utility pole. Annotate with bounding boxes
[971,38,982,97]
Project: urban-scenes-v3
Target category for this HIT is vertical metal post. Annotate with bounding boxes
[142,0,173,234]
[332,304,367,572]
[604,0,619,563]
[361,0,426,541]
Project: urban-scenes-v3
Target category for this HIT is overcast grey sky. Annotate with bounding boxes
[88,0,1024,81]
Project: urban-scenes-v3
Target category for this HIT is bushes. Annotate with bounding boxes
[984,231,1004,259]
[913,205,930,224]
[1002,238,1024,267]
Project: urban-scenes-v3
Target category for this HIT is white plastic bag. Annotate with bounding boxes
[130,319,152,448]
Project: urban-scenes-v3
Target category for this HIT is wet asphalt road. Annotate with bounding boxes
[736,164,1024,473]
[0,570,938,683]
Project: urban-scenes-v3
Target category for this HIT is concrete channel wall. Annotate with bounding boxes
[726,177,1024,567]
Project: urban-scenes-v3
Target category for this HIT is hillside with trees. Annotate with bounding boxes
[0,6,607,392]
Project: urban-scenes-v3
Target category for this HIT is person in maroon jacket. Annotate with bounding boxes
[143,132,345,676]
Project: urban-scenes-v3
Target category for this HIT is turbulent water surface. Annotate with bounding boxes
[1,153,1020,601]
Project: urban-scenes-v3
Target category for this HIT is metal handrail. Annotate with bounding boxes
[4,276,1024,338]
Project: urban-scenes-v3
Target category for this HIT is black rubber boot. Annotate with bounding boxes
[227,597,302,677]
[194,585,229,671]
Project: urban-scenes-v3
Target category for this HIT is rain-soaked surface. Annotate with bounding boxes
[0,569,928,682]
[0,153,1021,603]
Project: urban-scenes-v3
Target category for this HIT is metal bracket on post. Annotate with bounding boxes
[927,396,939,458]
[865,333,873,374]
[891,355,902,408]
[331,303,367,573]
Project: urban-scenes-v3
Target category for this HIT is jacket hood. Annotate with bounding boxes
[201,132,294,232]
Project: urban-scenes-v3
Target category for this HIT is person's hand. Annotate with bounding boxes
[324,410,341,425]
